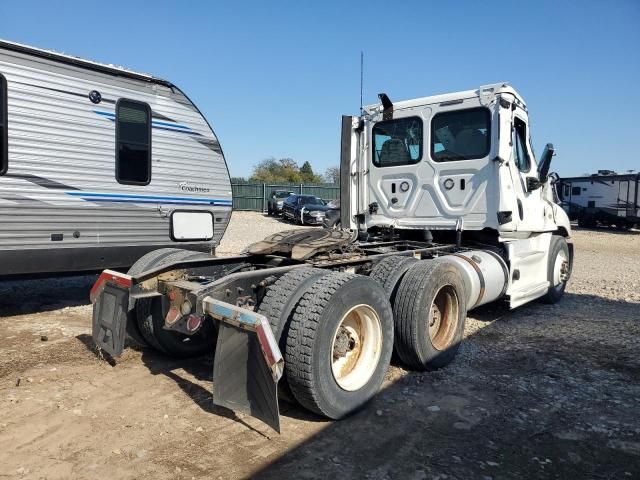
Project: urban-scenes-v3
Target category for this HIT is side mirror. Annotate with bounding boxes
[537,143,555,182]
[527,177,542,191]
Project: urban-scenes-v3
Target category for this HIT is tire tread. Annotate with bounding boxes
[286,272,355,416]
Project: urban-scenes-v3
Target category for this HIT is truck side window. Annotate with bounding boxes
[116,99,151,185]
[431,108,490,162]
[512,117,530,173]
[0,74,7,175]
[372,117,423,167]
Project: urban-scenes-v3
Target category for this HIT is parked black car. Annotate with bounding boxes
[322,199,341,228]
[267,190,295,215]
[281,194,329,225]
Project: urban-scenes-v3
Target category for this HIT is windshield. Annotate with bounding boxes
[299,196,324,205]
[274,191,293,198]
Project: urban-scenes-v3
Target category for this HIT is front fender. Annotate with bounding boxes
[553,203,572,237]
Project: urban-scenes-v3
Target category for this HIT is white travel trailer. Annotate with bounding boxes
[0,40,232,276]
[558,171,639,228]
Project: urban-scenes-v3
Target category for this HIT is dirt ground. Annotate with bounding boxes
[1,212,639,479]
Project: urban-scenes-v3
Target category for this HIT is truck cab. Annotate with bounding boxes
[340,83,572,307]
[90,83,573,432]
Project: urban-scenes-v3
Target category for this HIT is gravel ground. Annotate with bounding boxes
[0,212,639,479]
[215,211,309,256]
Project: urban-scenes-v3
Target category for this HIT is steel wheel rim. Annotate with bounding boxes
[331,304,382,391]
[428,286,459,351]
[553,249,569,288]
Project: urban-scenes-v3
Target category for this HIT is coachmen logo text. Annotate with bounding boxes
[179,182,211,193]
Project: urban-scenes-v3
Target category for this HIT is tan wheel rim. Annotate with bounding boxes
[331,304,382,391]
[428,286,459,351]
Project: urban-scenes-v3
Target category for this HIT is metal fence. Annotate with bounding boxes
[232,183,339,211]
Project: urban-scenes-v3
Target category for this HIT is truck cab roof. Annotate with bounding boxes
[363,83,526,116]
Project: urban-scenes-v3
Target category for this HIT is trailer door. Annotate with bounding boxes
[618,180,630,217]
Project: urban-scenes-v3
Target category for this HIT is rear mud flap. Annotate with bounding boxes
[213,323,281,432]
[92,284,129,357]
[204,297,283,432]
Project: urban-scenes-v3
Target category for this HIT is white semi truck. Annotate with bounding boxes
[91,83,573,431]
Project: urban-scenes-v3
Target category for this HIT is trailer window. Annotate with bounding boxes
[116,99,151,185]
[572,187,581,196]
[0,74,7,175]
[431,108,490,162]
[372,117,423,167]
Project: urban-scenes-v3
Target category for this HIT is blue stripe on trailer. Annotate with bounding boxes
[93,110,193,131]
[76,198,231,206]
[66,191,232,206]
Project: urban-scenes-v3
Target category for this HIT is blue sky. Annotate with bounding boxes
[1,0,638,178]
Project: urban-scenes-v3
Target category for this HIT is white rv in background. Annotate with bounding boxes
[0,40,232,276]
[559,170,639,228]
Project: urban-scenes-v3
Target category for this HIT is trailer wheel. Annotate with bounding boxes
[578,214,596,228]
[542,235,571,304]
[369,255,418,304]
[128,248,216,357]
[285,272,394,419]
[393,261,467,371]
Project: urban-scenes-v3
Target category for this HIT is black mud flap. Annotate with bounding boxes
[213,323,280,432]
[92,284,129,357]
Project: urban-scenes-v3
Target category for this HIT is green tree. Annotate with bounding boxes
[300,161,314,182]
[300,161,324,183]
[249,157,302,183]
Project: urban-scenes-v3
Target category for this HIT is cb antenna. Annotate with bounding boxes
[360,51,364,115]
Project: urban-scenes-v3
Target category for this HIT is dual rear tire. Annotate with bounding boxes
[392,261,467,370]
[259,269,394,419]
[259,259,468,419]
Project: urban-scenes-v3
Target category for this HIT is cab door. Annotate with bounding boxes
[509,113,546,232]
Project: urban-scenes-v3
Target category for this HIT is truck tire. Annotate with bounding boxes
[369,255,418,304]
[257,268,330,402]
[128,248,216,357]
[322,216,340,229]
[542,235,571,304]
[285,272,394,419]
[257,268,329,347]
[393,261,467,371]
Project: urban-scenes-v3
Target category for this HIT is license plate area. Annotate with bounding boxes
[92,283,129,357]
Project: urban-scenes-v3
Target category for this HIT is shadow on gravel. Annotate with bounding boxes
[249,292,640,479]
[0,274,97,316]
[137,348,303,435]
[78,289,639,478]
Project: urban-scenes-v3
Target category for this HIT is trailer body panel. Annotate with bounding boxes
[0,39,232,276]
